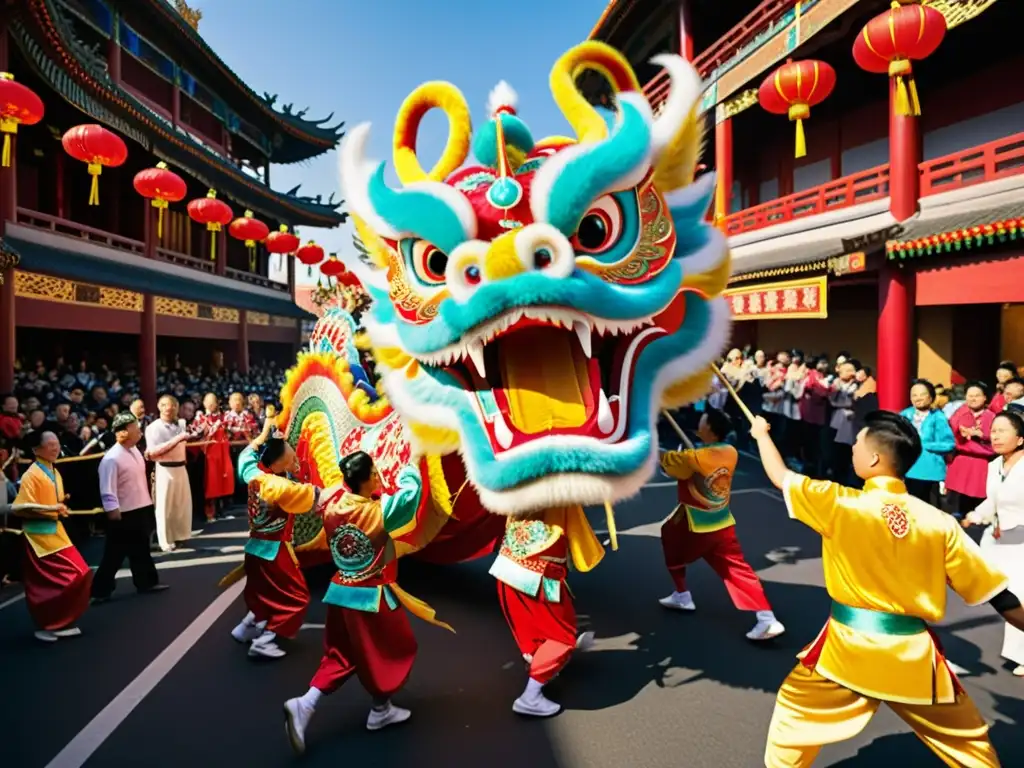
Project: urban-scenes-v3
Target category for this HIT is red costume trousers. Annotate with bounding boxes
[23,544,92,631]
[243,547,309,639]
[660,519,771,612]
[497,578,576,684]
[310,602,417,700]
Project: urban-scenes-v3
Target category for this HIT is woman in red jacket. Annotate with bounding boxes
[946,381,996,518]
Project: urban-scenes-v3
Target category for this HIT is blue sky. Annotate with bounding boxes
[197,0,612,284]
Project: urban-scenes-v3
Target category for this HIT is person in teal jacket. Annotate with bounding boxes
[901,379,956,505]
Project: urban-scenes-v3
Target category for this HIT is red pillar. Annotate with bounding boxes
[889,77,921,223]
[677,0,694,62]
[877,266,914,412]
[714,113,733,226]
[238,310,250,374]
[0,24,17,394]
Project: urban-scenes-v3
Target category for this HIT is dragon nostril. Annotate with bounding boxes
[464,265,481,285]
[533,248,553,269]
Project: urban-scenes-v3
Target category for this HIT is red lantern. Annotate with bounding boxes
[187,189,233,260]
[0,73,44,167]
[295,240,325,277]
[758,59,836,159]
[61,124,128,206]
[133,162,187,239]
[320,254,346,285]
[852,1,946,117]
[229,210,270,271]
[264,224,300,270]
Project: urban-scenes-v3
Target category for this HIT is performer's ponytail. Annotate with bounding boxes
[340,450,374,492]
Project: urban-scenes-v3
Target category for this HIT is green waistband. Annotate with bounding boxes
[830,601,927,636]
[22,519,59,535]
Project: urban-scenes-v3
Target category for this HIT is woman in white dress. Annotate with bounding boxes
[964,409,1024,676]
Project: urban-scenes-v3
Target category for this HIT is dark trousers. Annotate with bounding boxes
[906,479,940,507]
[92,505,160,598]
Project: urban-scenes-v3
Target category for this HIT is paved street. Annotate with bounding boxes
[2,456,1022,768]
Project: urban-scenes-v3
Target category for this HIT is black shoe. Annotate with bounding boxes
[91,595,112,605]
[139,584,170,595]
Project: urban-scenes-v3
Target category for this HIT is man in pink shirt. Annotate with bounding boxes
[92,413,169,603]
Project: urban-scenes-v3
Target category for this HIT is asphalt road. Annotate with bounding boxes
[2,456,1022,768]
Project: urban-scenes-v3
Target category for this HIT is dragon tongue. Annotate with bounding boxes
[498,327,588,434]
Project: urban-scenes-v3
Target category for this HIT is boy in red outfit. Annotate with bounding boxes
[658,407,785,641]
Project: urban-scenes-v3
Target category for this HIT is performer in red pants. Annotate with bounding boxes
[659,407,785,641]
[283,451,452,755]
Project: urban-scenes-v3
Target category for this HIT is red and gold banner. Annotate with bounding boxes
[724,276,828,321]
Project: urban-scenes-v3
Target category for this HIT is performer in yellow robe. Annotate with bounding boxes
[13,430,93,642]
[751,410,1024,767]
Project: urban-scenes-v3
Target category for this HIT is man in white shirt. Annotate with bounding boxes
[92,413,168,603]
[145,395,196,552]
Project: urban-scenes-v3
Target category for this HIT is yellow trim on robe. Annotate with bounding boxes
[13,463,73,558]
[782,472,1009,705]
[546,505,605,573]
[253,474,317,515]
[389,583,454,633]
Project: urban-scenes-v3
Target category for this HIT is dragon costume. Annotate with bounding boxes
[327,42,732,715]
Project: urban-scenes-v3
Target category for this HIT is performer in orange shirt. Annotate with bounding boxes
[658,407,785,641]
[751,410,1024,767]
[13,430,93,642]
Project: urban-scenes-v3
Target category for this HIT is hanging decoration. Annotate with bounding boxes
[0,73,44,167]
[319,253,346,286]
[229,210,271,272]
[852,1,947,117]
[264,225,301,270]
[133,162,187,239]
[295,240,325,277]
[61,124,127,205]
[757,58,836,159]
[186,189,233,260]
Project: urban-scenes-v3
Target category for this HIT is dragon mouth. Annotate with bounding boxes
[416,296,688,455]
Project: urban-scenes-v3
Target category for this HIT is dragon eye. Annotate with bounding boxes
[571,195,623,254]
[409,240,449,285]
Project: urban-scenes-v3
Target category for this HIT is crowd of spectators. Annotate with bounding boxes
[1,355,286,472]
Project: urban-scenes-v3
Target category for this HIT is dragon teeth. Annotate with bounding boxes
[466,341,487,378]
[574,321,592,358]
[597,388,614,434]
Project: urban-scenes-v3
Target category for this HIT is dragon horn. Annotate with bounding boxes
[392,82,472,185]
[549,41,641,143]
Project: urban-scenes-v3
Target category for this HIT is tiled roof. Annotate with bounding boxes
[886,202,1024,260]
[14,9,346,228]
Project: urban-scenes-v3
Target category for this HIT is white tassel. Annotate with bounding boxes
[487,80,518,117]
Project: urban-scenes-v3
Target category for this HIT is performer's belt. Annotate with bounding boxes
[830,601,927,636]
[158,461,187,468]
[539,555,567,564]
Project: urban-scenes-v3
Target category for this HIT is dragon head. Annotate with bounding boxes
[342,42,731,515]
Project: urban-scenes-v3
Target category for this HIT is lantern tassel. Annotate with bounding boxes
[604,500,619,551]
[794,118,807,159]
[87,163,101,206]
[1,134,10,168]
[907,76,921,117]
[248,245,256,273]
[894,75,912,117]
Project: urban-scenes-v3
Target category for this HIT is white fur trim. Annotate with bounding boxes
[529,93,654,228]
[648,54,703,163]
[663,172,716,218]
[341,252,389,295]
[680,224,729,277]
[487,81,518,117]
[512,224,574,279]
[338,123,401,241]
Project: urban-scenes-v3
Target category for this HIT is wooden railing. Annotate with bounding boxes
[724,166,890,236]
[644,0,799,111]
[724,132,1024,236]
[156,246,215,273]
[15,208,145,255]
[225,266,289,292]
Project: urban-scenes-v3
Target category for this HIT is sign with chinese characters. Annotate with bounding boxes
[724,276,828,321]
[828,252,866,277]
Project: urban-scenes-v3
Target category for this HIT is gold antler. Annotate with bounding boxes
[549,42,641,143]
[392,83,472,185]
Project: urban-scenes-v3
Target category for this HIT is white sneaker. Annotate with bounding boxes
[231,615,262,643]
[283,698,314,754]
[34,630,59,643]
[366,702,411,731]
[52,627,82,638]
[575,631,595,652]
[522,652,533,664]
[746,616,786,641]
[1013,665,1024,677]
[659,591,696,611]
[512,692,561,717]
[248,631,286,658]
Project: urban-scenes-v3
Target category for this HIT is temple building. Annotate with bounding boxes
[587,0,1023,410]
[0,0,346,405]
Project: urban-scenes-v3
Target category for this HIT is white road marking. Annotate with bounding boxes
[189,531,249,540]
[0,591,26,610]
[300,623,325,631]
[44,579,246,768]
[114,553,243,578]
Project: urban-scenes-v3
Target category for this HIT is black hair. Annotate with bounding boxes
[965,380,990,399]
[994,410,1024,452]
[862,411,922,478]
[1005,377,1024,389]
[910,378,936,400]
[340,450,374,491]
[23,429,56,452]
[702,407,733,442]
[859,365,874,376]
[836,351,850,360]
[846,359,861,371]
[998,361,1017,375]
[257,437,288,467]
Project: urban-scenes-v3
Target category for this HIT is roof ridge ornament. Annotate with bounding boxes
[173,0,202,31]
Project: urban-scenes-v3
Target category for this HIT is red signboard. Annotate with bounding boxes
[724,276,828,321]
